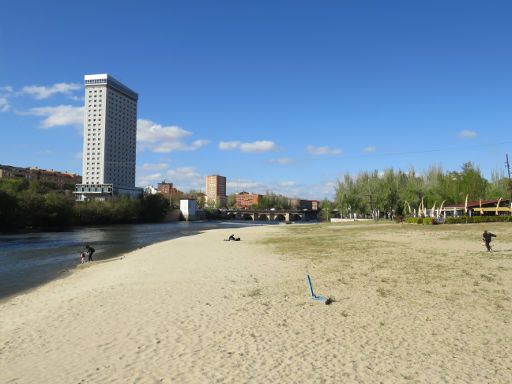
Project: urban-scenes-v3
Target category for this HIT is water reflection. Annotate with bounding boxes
[0,221,267,301]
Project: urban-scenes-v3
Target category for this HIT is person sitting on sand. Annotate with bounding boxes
[225,234,240,241]
[482,230,496,252]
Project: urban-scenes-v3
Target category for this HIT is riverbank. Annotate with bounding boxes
[1,223,511,383]
[0,220,265,301]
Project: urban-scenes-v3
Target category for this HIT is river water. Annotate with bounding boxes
[0,221,267,301]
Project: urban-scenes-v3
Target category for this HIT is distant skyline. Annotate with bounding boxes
[1,1,512,199]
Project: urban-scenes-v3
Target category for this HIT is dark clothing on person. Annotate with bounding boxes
[482,231,496,252]
[85,245,95,261]
[227,234,240,241]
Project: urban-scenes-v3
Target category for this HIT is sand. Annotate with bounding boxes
[1,223,511,383]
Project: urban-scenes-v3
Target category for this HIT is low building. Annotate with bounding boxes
[157,181,173,194]
[0,164,81,188]
[144,185,158,195]
[289,199,313,211]
[235,192,261,209]
[156,181,184,199]
[180,199,197,221]
[75,184,142,201]
[442,199,511,217]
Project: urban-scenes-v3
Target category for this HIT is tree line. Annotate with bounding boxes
[0,179,170,231]
[330,162,511,218]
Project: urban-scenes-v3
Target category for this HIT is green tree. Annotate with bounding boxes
[0,190,21,229]
[320,199,333,221]
[227,194,236,209]
[43,192,75,226]
[140,194,170,222]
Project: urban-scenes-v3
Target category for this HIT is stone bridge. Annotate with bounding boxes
[220,209,318,222]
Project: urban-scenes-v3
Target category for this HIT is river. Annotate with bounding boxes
[0,220,268,301]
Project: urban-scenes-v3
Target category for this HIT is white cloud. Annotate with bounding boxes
[137,173,164,187]
[69,95,85,102]
[227,180,263,191]
[219,140,278,153]
[310,180,337,199]
[240,140,277,153]
[137,119,190,142]
[227,177,337,200]
[136,164,206,190]
[21,82,82,99]
[162,167,204,191]
[140,163,169,171]
[137,119,209,153]
[269,157,292,164]
[306,145,343,156]
[22,105,84,128]
[152,139,209,153]
[166,166,201,180]
[363,146,377,153]
[0,86,14,112]
[219,141,241,150]
[0,97,10,112]
[458,130,477,139]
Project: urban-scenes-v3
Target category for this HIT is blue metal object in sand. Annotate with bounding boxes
[306,274,326,302]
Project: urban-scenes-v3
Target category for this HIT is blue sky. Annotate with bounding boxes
[1,1,511,199]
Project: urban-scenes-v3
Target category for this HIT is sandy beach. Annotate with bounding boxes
[1,223,511,383]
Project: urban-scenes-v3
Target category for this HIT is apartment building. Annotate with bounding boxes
[205,175,227,207]
[0,164,81,188]
[235,191,261,209]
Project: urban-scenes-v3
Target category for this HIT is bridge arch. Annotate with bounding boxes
[242,213,254,221]
[289,213,303,222]
[257,214,269,221]
[274,214,286,221]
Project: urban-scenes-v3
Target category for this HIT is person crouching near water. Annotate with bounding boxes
[482,230,496,252]
[85,244,95,261]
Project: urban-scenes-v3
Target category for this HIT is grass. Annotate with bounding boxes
[260,221,512,311]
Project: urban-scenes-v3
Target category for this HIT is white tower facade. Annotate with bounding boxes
[76,74,141,200]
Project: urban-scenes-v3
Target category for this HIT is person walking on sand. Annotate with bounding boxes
[85,245,95,262]
[482,230,496,252]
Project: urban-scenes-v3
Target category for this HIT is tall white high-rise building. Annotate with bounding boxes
[75,74,142,201]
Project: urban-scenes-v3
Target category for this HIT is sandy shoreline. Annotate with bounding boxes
[1,225,305,383]
[1,223,511,383]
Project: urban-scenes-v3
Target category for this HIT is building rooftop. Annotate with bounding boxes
[444,199,511,208]
[84,73,138,100]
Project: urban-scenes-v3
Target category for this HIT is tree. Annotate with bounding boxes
[333,162,499,219]
[227,194,237,209]
[187,190,205,208]
[320,199,333,221]
[140,194,170,222]
[0,190,21,229]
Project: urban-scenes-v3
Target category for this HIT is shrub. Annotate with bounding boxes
[445,216,512,224]
[404,217,442,225]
